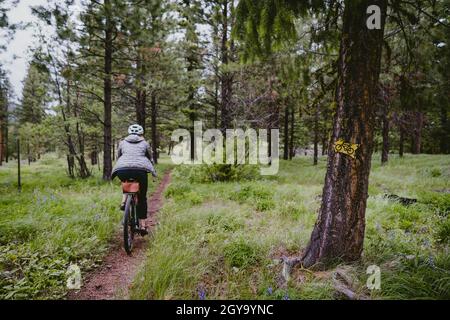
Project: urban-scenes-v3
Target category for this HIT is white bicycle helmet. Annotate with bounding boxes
[128,124,144,135]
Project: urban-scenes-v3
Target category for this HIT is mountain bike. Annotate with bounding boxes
[121,180,141,255]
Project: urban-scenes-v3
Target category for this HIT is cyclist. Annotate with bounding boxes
[112,124,157,231]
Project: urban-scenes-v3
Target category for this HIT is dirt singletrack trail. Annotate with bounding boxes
[67,171,171,300]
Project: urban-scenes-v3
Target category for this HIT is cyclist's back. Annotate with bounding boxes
[112,124,157,227]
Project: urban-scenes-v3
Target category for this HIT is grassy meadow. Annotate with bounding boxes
[0,153,449,299]
[129,154,450,300]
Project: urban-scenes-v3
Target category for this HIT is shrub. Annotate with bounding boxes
[278,201,306,220]
[185,191,203,205]
[223,238,261,268]
[436,218,450,244]
[229,184,274,211]
[173,164,260,183]
[255,198,275,211]
[431,168,442,177]
[165,183,190,198]
[419,192,450,216]
[206,213,243,232]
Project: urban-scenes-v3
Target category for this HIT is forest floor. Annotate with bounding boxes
[0,153,449,300]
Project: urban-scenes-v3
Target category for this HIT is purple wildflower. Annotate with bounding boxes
[198,288,206,300]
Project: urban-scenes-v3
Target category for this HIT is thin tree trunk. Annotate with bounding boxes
[440,104,449,154]
[302,0,387,268]
[399,122,404,157]
[91,149,98,166]
[151,93,158,164]
[313,104,319,165]
[381,106,389,165]
[0,116,3,166]
[0,98,4,165]
[4,116,8,163]
[283,105,289,160]
[136,89,146,132]
[411,111,423,154]
[102,0,113,180]
[135,55,146,133]
[322,136,327,156]
[74,95,90,178]
[67,154,74,178]
[220,0,232,133]
[27,143,31,165]
[112,138,115,161]
[289,105,295,159]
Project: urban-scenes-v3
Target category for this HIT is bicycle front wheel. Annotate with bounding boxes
[123,194,134,255]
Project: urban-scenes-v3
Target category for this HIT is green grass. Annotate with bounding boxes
[0,153,171,299]
[129,154,450,300]
[1,153,449,300]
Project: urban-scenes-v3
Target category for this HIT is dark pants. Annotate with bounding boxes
[115,169,148,219]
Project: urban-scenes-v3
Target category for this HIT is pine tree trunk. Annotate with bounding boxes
[440,105,449,154]
[322,136,327,156]
[220,0,232,133]
[283,105,289,160]
[399,122,404,157]
[136,89,146,133]
[151,93,158,164]
[0,99,3,165]
[302,0,387,268]
[4,116,8,163]
[313,104,319,166]
[67,154,75,178]
[91,149,98,166]
[411,111,423,154]
[135,55,146,133]
[102,0,113,180]
[0,116,3,166]
[289,105,295,160]
[381,107,389,165]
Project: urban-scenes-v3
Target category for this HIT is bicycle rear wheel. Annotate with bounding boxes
[123,195,135,255]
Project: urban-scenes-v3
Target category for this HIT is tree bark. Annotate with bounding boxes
[313,104,319,165]
[381,106,389,165]
[136,88,146,132]
[283,105,289,160]
[135,56,146,133]
[289,105,295,159]
[220,0,233,133]
[91,148,98,166]
[440,104,449,154]
[4,115,8,163]
[399,120,404,157]
[102,0,113,180]
[73,92,90,178]
[302,0,387,268]
[0,112,3,166]
[322,136,327,156]
[151,93,158,164]
[411,111,423,154]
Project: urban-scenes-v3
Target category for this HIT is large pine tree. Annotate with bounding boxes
[236,0,387,267]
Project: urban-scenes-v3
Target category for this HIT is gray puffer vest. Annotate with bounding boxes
[112,135,156,176]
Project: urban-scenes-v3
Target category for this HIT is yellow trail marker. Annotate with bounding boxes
[334,139,359,159]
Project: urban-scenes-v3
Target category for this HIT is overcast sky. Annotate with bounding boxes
[0,0,49,102]
[1,0,206,103]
